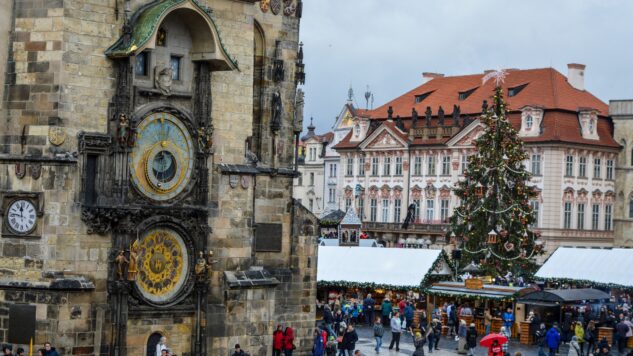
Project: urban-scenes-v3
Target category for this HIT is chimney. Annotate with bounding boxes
[422,72,444,84]
[567,63,586,91]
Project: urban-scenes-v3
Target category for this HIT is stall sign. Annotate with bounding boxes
[465,278,484,290]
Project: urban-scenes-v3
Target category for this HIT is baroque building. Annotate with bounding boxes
[0,0,317,355]
[332,66,619,255]
[293,118,332,216]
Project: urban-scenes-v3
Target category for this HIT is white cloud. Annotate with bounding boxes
[300,0,633,133]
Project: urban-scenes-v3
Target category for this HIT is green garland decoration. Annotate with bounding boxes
[537,277,633,291]
[421,288,517,301]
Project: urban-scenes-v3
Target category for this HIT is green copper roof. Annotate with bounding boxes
[105,0,238,70]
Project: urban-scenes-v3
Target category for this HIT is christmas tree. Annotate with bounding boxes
[449,72,544,278]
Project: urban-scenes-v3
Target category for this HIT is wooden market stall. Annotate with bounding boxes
[425,279,535,338]
[317,246,454,319]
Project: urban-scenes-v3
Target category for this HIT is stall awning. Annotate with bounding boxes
[518,288,610,305]
[317,246,452,290]
[535,247,633,289]
[425,281,531,301]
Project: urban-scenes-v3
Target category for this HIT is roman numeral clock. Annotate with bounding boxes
[1,192,44,238]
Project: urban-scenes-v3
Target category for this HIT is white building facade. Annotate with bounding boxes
[333,66,619,254]
[294,120,332,216]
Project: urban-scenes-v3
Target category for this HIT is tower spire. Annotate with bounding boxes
[347,84,354,103]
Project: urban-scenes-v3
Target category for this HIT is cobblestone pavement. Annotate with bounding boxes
[351,324,572,355]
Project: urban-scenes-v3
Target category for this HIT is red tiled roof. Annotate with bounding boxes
[302,131,334,144]
[365,68,607,118]
[333,67,617,150]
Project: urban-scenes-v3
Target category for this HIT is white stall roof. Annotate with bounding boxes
[317,246,452,289]
[535,247,633,288]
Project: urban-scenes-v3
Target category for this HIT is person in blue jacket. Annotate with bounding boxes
[545,323,561,356]
[312,328,325,356]
[502,307,515,337]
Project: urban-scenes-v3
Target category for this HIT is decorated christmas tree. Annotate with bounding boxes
[448,71,544,278]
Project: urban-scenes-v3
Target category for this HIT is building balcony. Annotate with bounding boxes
[362,221,449,234]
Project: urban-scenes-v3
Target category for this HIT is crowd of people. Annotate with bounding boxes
[2,342,59,356]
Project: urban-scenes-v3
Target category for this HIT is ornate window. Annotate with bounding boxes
[531,154,542,176]
[170,56,181,80]
[605,204,613,230]
[427,156,436,176]
[309,172,314,186]
[425,199,435,222]
[381,199,390,222]
[461,154,469,174]
[578,157,587,177]
[345,198,352,211]
[577,203,585,230]
[346,158,354,176]
[328,188,335,203]
[440,199,449,222]
[370,199,377,222]
[371,157,379,176]
[530,200,540,228]
[395,157,403,175]
[358,157,365,176]
[414,156,422,176]
[592,203,600,230]
[606,159,614,180]
[565,155,574,177]
[383,157,391,176]
[593,158,601,179]
[442,156,451,175]
[354,124,360,137]
[413,199,421,222]
[394,199,401,222]
[135,51,149,76]
[563,202,572,229]
[358,197,365,221]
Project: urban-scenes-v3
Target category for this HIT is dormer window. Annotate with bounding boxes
[508,83,528,97]
[519,106,543,138]
[414,91,433,103]
[354,124,360,137]
[578,110,600,140]
[458,87,477,101]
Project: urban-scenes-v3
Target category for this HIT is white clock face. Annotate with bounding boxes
[6,199,37,234]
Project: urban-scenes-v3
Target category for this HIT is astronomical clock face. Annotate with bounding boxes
[130,112,195,201]
[135,227,190,304]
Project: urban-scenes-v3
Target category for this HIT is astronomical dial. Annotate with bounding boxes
[129,112,195,201]
[6,199,37,234]
[135,227,190,304]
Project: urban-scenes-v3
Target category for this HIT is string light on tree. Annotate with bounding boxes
[448,69,544,277]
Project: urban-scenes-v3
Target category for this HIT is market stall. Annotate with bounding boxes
[317,246,454,318]
[535,247,633,290]
[425,280,535,337]
[338,208,362,245]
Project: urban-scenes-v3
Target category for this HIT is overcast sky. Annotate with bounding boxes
[299,0,633,134]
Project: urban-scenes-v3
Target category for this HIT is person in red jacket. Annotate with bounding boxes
[283,326,295,356]
[273,325,284,356]
[488,340,502,356]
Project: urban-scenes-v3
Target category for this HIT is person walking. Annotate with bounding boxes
[466,323,478,356]
[428,318,442,353]
[484,309,493,335]
[457,319,468,354]
[574,322,585,355]
[323,305,336,337]
[389,311,405,352]
[500,326,510,355]
[313,328,325,356]
[584,320,596,356]
[536,323,548,356]
[273,325,284,356]
[42,343,59,356]
[546,323,561,356]
[502,307,515,339]
[283,326,296,356]
[232,344,247,356]
[341,324,358,356]
[381,299,392,327]
[615,317,630,354]
[488,340,502,356]
[373,317,384,353]
[325,336,337,356]
[413,331,426,356]
[568,335,581,356]
[363,294,375,326]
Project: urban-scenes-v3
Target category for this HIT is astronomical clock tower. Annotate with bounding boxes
[0,0,316,355]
